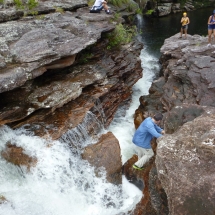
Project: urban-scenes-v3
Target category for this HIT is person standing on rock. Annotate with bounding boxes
[179,12,190,39]
[208,10,215,44]
[132,113,165,170]
[90,0,110,14]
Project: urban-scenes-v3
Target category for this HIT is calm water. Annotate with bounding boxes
[140,7,214,57]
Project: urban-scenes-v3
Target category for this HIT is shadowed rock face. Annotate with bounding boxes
[2,41,142,140]
[82,132,122,185]
[156,108,215,215]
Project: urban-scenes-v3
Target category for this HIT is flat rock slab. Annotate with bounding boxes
[0,11,114,93]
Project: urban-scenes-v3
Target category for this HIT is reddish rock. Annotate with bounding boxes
[1,143,37,170]
[0,195,8,204]
[82,132,122,185]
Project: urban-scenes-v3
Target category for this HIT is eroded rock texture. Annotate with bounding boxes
[156,108,215,215]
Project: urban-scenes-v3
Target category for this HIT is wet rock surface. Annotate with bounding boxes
[1,143,37,170]
[82,132,122,185]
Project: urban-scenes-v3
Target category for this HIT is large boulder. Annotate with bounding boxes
[82,132,122,185]
[156,107,215,215]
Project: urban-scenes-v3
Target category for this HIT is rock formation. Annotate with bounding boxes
[133,33,215,214]
[0,1,143,188]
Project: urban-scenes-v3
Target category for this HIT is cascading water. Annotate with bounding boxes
[0,111,141,215]
[0,14,162,215]
[109,14,161,164]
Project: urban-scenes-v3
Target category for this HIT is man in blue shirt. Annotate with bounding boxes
[132,113,165,170]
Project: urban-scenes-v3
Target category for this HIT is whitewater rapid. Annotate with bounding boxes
[109,47,160,164]
[0,112,141,215]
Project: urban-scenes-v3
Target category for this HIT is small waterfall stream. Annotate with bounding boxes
[0,112,141,215]
[109,14,160,164]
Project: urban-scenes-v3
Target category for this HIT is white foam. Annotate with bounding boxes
[109,47,160,163]
[0,119,141,215]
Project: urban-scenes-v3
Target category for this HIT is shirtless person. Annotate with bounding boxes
[180,12,190,39]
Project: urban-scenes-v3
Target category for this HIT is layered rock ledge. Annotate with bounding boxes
[0,2,143,187]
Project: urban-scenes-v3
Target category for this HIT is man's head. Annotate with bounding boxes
[153,113,163,124]
[183,12,187,17]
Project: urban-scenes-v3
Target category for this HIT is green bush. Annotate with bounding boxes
[107,23,137,49]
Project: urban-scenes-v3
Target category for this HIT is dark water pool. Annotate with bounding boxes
[139,7,214,57]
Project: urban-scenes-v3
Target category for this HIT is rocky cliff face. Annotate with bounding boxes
[0,1,143,186]
[132,33,215,214]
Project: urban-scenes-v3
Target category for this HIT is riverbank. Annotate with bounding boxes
[126,33,215,214]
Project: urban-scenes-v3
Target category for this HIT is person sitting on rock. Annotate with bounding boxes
[132,113,165,170]
[207,10,215,44]
[90,0,110,14]
[179,12,190,39]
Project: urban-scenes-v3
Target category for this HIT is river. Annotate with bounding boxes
[0,7,212,215]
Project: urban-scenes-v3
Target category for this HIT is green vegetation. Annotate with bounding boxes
[55,7,64,13]
[146,9,154,15]
[106,23,137,49]
[13,0,38,13]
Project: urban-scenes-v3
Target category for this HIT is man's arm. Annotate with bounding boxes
[154,124,163,133]
[147,126,162,138]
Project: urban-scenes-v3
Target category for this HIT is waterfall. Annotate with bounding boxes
[0,111,141,215]
[109,15,161,164]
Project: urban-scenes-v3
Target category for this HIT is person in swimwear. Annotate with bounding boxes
[208,10,215,44]
[179,12,190,39]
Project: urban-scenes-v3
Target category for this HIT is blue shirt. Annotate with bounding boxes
[132,117,163,149]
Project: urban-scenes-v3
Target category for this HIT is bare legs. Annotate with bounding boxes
[208,29,215,44]
[102,2,108,10]
[180,27,188,39]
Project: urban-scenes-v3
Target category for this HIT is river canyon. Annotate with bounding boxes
[0,1,215,215]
